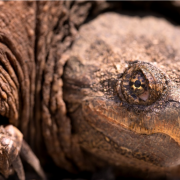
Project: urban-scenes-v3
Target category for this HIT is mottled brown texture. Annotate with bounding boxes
[63,13,180,179]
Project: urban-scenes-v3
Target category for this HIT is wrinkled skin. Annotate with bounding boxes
[0,1,110,179]
[1,1,180,180]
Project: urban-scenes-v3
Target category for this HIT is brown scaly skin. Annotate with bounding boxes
[0,1,115,180]
[1,1,180,180]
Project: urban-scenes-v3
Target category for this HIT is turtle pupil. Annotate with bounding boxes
[135,80,141,87]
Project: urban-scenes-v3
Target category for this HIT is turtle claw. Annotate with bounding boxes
[0,125,46,180]
[11,156,25,180]
[20,140,47,180]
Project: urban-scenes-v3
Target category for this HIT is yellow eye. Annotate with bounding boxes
[130,71,147,96]
[117,61,168,105]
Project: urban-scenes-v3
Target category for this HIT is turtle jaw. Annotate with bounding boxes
[81,96,180,168]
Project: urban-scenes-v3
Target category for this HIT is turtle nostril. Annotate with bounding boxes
[135,80,141,87]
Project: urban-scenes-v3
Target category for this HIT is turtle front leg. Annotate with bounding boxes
[0,125,46,180]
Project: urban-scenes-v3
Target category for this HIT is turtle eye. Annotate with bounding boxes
[129,71,147,96]
[117,61,168,105]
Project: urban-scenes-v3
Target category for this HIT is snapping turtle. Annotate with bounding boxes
[1,1,180,180]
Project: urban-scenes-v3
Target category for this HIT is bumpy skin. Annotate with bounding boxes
[63,13,180,179]
[1,1,180,180]
[0,2,37,179]
[0,1,113,179]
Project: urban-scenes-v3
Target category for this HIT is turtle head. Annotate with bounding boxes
[63,56,180,173]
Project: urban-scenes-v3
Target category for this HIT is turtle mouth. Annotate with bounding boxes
[82,97,180,168]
